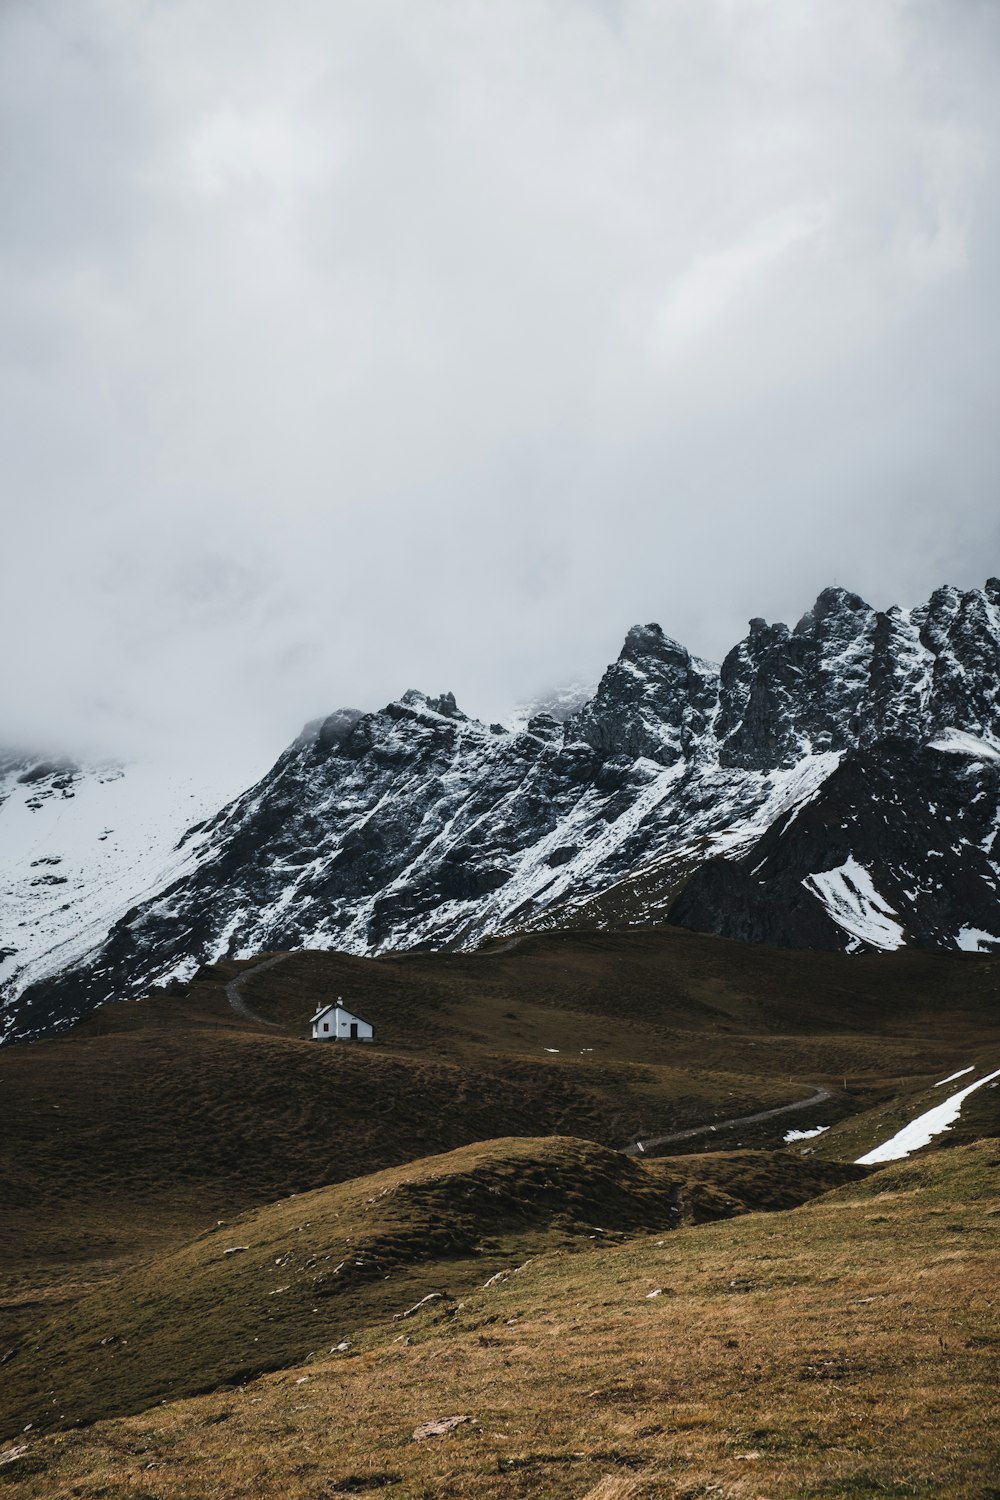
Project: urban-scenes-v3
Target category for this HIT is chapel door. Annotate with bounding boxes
[350,1022,358,1039]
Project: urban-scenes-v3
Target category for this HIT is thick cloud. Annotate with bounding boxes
[2,0,999,768]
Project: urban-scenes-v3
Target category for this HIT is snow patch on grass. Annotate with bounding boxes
[856,1067,1000,1164]
[955,926,1000,953]
[935,1066,974,1087]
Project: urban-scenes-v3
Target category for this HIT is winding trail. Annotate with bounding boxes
[223,949,835,1156]
[224,953,293,1028]
[621,1086,833,1157]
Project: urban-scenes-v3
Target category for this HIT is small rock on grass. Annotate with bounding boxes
[412,1414,472,1441]
[396,1291,447,1320]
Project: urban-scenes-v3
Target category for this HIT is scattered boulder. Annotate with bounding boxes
[412,1414,471,1441]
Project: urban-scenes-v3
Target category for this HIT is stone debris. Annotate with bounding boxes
[412,1414,471,1441]
[395,1291,446,1321]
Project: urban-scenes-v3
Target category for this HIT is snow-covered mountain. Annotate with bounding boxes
[0,752,268,1038]
[5,578,1000,1042]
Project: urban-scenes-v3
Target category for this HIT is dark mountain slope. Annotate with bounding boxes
[668,736,1000,950]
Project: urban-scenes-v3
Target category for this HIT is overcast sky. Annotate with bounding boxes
[3,0,1000,772]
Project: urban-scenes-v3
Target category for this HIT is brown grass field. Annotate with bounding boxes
[0,926,998,1496]
[2,1140,997,1498]
[0,1137,866,1438]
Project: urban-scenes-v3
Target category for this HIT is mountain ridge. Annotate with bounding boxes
[4,576,1000,1041]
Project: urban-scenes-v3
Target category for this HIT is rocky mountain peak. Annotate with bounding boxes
[525,712,563,740]
[794,585,872,635]
[917,584,1000,743]
[620,621,692,667]
[746,615,785,641]
[396,689,470,722]
[425,691,466,720]
[567,622,718,766]
[715,586,877,770]
[308,708,364,753]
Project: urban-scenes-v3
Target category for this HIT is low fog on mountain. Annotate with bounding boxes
[2,0,1000,775]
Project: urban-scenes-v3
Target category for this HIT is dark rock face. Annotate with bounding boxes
[716,580,1000,766]
[670,738,1000,951]
[569,625,718,765]
[6,579,1000,1041]
[717,588,878,767]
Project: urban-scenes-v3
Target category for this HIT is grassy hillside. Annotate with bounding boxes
[0,1137,864,1439]
[209,926,1000,1058]
[2,927,997,1358]
[4,1139,997,1498]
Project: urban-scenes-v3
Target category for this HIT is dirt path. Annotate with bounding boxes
[621,1086,833,1156]
[224,954,292,1028]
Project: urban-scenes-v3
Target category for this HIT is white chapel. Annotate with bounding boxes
[310,1000,374,1042]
